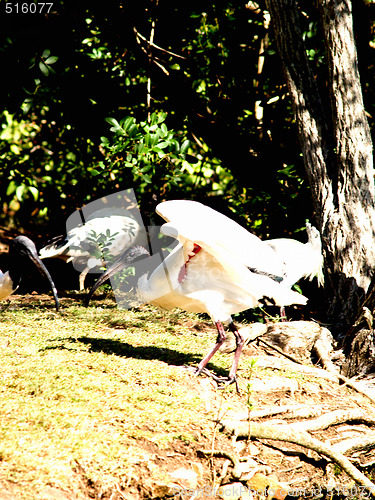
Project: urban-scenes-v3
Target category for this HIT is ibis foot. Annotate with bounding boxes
[183,365,240,393]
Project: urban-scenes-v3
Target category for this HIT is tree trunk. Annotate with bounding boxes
[264,0,375,335]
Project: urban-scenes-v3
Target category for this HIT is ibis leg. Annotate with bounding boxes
[280,306,287,321]
[195,321,226,375]
[79,267,90,291]
[227,322,244,381]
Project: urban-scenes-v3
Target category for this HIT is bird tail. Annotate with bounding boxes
[39,235,70,260]
[306,264,324,287]
[305,222,324,286]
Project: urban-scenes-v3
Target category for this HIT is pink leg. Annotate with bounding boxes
[227,322,244,381]
[195,322,243,392]
[196,321,226,374]
[280,305,287,321]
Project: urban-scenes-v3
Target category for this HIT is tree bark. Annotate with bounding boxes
[264,0,375,334]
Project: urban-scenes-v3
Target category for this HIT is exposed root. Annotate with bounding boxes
[313,333,375,404]
[254,323,375,404]
[286,408,375,432]
[254,355,339,382]
[220,420,375,495]
[198,449,242,479]
[333,434,375,456]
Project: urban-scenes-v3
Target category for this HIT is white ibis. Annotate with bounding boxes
[0,236,59,310]
[85,200,308,388]
[265,222,324,317]
[39,207,144,290]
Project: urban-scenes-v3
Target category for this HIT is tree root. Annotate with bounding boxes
[198,449,242,479]
[220,419,375,495]
[229,403,326,421]
[255,326,375,404]
[257,338,304,365]
[333,434,375,456]
[313,334,375,404]
[254,355,340,382]
[286,408,375,432]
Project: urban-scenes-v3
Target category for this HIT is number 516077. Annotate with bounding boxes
[5,3,53,14]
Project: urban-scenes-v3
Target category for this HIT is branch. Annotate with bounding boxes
[133,27,186,60]
[257,337,306,365]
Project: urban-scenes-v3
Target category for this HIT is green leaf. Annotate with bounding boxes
[292,284,303,294]
[89,169,101,176]
[16,185,26,201]
[156,141,171,149]
[152,147,165,155]
[127,124,138,137]
[180,140,190,153]
[28,186,39,201]
[156,112,167,124]
[105,117,121,127]
[122,116,135,132]
[6,181,16,196]
[45,56,58,65]
[39,61,49,76]
[150,113,159,127]
[140,165,153,173]
[142,174,152,183]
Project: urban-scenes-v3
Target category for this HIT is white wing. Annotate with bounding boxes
[156,200,307,308]
[156,200,286,278]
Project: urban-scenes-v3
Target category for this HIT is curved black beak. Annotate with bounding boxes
[10,236,60,311]
[85,245,150,307]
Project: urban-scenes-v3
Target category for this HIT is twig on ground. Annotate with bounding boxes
[257,338,304,364]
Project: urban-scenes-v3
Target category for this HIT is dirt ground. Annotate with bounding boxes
[0,294,374,499]
[0,224,374,499]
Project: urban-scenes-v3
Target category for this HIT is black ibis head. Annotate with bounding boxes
[9,236,60,311]
[84,245,150,306]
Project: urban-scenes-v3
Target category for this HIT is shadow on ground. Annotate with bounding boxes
[42,336,229,377]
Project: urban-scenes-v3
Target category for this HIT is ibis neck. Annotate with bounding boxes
[7,265,22,290]
[178,244,201,283]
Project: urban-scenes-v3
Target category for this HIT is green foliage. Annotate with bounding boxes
[0,111,44,218]
[84,229,120,264]
[99,112,189,189]
[0,0,373,238]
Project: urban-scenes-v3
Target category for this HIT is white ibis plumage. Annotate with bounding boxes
[39,208,143,290]
[0,236,59,310]
[85,200,308,387]
[264,222,323,317]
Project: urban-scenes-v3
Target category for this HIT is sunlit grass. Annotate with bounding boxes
[0,295,239,497]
